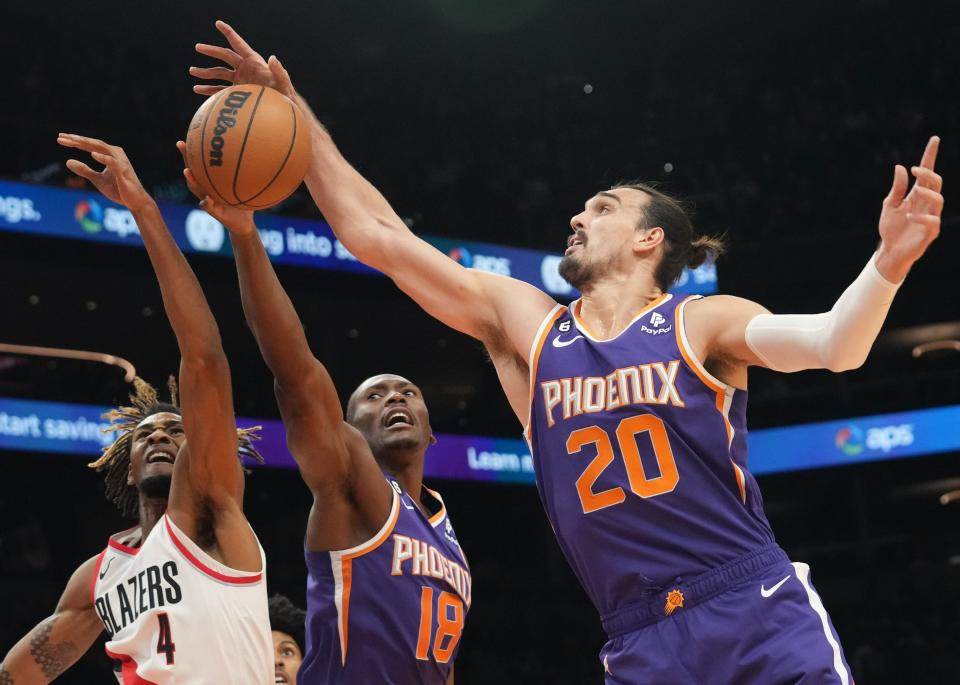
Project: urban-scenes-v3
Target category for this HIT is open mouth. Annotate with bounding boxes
[566,234,585,254]
[383,409,414,429]
[146,449,176,465]
[274,672,288,684]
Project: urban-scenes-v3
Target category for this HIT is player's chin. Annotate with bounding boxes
[380,430,423,451]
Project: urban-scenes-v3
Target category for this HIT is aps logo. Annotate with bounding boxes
[835,426,864,456]
[448,246,511,276]
[835,423,915,456]
[74,199,104,234]
[73,199,139,238]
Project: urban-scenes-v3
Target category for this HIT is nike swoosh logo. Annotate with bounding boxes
[552,335,584,348]
[98,557,114,580]
[760,574,791,598]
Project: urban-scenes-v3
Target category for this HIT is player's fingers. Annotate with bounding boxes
[911,166,943,192]
[194,43,241,68]
[189,66,235,83]
[193,84,226,96]
[56,133,113,154]
[906,212,942,231]
[182,169,206,201]
[215,20,256,57]
[919,135,940,171]
[883,165,909,208]
[267,56,295,94]
[909,186,945,214]
[175,140,188,166]
[65,159,99,181]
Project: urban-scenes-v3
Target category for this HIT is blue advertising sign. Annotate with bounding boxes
[0,180,717,296]
[1,397,957,483]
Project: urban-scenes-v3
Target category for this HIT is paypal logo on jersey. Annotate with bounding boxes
[444,518,460,547]
[640,309,672,336]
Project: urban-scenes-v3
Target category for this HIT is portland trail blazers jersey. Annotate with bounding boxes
[300,478,471,684]
[526,294,776,619]
[91,515,272,684]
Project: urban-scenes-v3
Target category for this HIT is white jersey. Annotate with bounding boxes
[91,514,272,684]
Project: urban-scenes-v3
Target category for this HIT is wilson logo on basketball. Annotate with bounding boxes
[184,85,312,210]
[208,90,253,168]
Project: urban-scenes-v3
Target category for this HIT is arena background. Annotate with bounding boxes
[2,0,958,682]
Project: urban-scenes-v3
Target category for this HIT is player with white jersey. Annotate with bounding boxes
[92,508,269,683]
[0,135,273,684]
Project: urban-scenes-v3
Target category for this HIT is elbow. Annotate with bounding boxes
[180,349,229,379]
[823,350,868,373]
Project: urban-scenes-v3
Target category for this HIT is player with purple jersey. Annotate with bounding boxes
[178,135,470,681]
[190,25,945,682]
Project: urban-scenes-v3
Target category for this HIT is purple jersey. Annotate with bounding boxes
[300,478,471,684]
[526,293,776,619]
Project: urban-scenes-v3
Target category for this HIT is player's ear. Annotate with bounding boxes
[127,460,134,486]
[429,434,438,446]
[633,226,664,255]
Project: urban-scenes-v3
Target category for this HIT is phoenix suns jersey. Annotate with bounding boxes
[300,478,471,684]
[91,515,272,684]
[526,294,776,620]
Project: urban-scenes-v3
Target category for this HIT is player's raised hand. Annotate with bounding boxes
[176,140,256,236]
[57,133,153,212]
[191,20,295,99]
[876,136,944,282]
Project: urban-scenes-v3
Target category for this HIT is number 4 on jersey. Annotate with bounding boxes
[157,612,176,665]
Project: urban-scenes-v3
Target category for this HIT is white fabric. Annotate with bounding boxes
[92,516,272,684]
[745,253,901,373]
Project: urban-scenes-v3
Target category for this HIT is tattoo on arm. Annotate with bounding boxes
[29,617,77,679]
[0,665,14,685]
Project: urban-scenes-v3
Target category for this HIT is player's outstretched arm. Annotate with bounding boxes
[0,555,103,684]
[178,151,392,540]
[688,136,944,376]
[189,22,558,419]
[57,135,246,520]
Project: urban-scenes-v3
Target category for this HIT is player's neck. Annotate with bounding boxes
[578,275,663,340]
[383,454,426,511]
[137,496,169,541]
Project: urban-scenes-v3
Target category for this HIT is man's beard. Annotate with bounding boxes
[558,254,594,291]
[138,474,172,500]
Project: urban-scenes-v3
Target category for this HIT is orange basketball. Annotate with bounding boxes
[184,85,311,210]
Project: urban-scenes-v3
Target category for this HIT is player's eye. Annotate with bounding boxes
[282,648,295,657]
[403,390,416,397]
[368,392,382,400]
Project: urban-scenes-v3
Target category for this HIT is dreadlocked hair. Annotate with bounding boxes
[89,376,264,519]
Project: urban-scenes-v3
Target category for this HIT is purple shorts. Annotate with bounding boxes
[599,551,852,684]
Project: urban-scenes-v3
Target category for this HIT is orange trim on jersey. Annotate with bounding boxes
[424,487,447,527]
[528,307,566,407]
[731,460,747,504]
[336,493,402,665]
[674,296,734,446]
[90,549,107,604]
[105,647,158,685]
[572,293,670,342]
[164,517,262,585]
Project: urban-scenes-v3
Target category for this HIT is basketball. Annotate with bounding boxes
[184,84,311,209]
